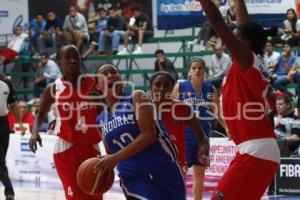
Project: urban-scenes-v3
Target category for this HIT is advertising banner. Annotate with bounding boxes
[157,0,296,30]
[0,0,29,35]
[6,134,60,183]
[205,138,237,177]
[276,157,300,195]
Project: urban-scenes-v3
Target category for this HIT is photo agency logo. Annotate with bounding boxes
[51,74,268,126]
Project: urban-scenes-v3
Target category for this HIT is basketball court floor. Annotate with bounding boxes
[1,180,300,200]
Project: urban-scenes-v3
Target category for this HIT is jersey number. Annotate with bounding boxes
[112,133,134,149]
[75,116,88,133]
[67,186,73,197]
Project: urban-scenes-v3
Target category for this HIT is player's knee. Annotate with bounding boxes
[212,191,224,200]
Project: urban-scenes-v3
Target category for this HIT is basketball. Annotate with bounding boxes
[77,157,114,195]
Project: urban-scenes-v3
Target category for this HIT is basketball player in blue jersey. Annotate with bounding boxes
[173,58,226,200]
[94,63,186,200]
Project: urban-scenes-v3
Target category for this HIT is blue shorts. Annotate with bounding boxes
[185,131,209,167]
[119,163,185,200]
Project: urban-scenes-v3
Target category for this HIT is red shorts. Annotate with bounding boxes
[53,143,102,200]
[211,153,279,200]
[0,48,18,64]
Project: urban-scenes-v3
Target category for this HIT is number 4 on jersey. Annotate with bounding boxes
[75,116,88,133]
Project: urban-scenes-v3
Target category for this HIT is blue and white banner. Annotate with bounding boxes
[0,0,29,35]
[6,134,60,183]
[157,0,296,30]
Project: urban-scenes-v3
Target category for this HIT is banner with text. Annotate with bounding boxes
[6,134,61,184]
[157,0,296,30]
[276,158,300,195]
[0,0,29,35]
[205,138,237,177]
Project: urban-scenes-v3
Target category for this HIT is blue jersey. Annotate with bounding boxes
[96,92,178,177]
[179,80,214,137]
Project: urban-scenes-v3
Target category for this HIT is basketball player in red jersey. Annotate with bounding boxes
[29,45,103,200]
[199,0,280,199]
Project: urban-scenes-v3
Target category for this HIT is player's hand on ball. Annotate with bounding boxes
[94,155,118,179]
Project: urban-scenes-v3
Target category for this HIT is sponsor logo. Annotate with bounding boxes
[20,142,31,152]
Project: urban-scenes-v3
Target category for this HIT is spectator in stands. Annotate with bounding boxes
[63,6,89,49]
[0,25,28,65]
[225,0,237,30]
[274,8,300,47]
[117,5,153,55]
[82,7,108,59]
[97,7,126,55]
[33,53,61,98]
[38,11,64,54]
[207,44,231,89]
[275,95,300,156]
[8,101,34,135]
[287,58,300,118]
[272,41,296,98]
[30,98,41,116]
[30,13,47,56]
[187,0,226,51]
[266,86,285,127]
[264,40,280,71]
[29,98,49,133]
[154,49,178,80]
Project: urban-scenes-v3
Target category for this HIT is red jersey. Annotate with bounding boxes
[162,101,187,166]
[53,76,101,145]
[8,111,34,133]
[221,53,276,145]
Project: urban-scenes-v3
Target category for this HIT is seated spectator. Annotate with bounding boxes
[275,95,300,156]
[29,98,41,116]
[287,57,300,117]
[266,86,285,127]
[97,7,126,55]
[117,5,153,55]
[8,101,35,135]
[207,44,231,89]
[63,6,89,49]
[264,40,280,71]
[154,49,178,80]
[225,0,237,31]
[33,53,61,98]
[0,25,28,65]
[273,8,300,47]
[272,41,296,98]
[81,7,108,59]
[30,13,47,55]
[187,0,226,51]
[29,98,50,133]
[38,11,64,54]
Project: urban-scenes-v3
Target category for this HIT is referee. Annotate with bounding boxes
[0,73,22,200]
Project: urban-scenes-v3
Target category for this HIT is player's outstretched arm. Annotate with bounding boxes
[199,0,251,71]
[236,0,250,26]
[29,84,54,153]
